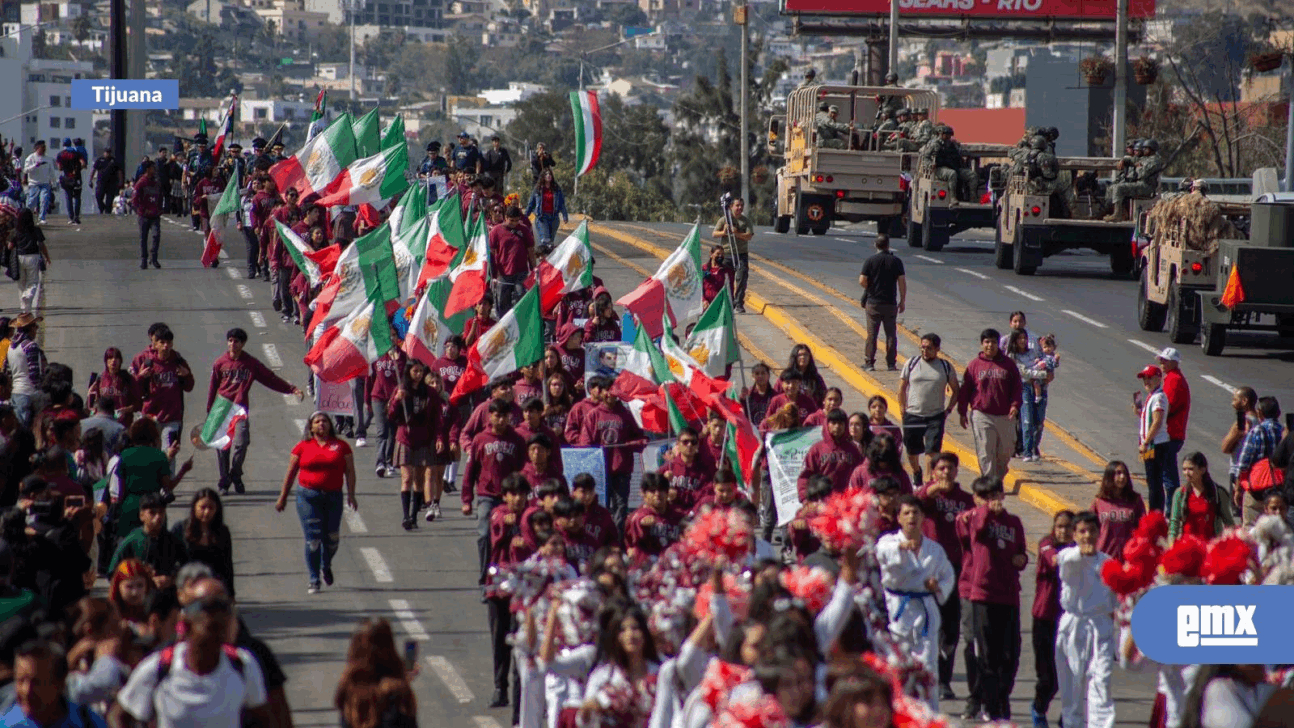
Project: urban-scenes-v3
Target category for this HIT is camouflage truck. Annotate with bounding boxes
[907,143,1011,252]
[768,85,939,236]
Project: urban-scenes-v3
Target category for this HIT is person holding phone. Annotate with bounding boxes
[21,141,54,224]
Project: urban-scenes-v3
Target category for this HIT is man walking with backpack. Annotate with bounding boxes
[898,333,960,484]
[55,139,83,225]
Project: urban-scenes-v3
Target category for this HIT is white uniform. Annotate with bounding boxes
[876,531,956,711]
[1055,546,1117,728]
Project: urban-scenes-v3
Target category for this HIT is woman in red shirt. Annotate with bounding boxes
[275,411,357,594]
[701,244,734,305]
[1167,451,1234,543]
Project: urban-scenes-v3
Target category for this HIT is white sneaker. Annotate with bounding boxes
[307,583,321,594]
[356,437,368,448]
[375,465,386,478]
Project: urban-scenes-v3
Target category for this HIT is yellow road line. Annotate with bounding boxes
[587,222,1081,516]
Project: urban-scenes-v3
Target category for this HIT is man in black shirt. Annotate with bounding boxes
[858,234,906,371]
[482,135,512,187]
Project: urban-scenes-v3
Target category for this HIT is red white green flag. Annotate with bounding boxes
[315,142,410,209]
[616,223,704,338]
[304,296,394,383]
[307,89,328,141]
[211,94,238,161]
[275,220,340,288]
[198,395,247,450]
[443,214,489,316]
[450,286,545,403]
[270,113,359,198]
[569,90,602,177]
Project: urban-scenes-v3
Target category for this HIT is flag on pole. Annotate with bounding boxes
[570,90,602,177]
[724,416,761,494]
[304,296,394,383]
[388,182,427,240]
[211,94,238,160]
[450,287,545,403]
[1221,263,1246,308]
[381,115,405,151]
[198,396,248,450]
[307,89,328,141]
[530,220,593,312]
[201,166,242,267]
[403,277,456,366]
[275,221,340,288]
[683,285,740,378]
[315,143,410,209]
[352,108,381,158]
[270,113,359,198]
[444,214,489,316]
[197,118,208,138]
[616,223,704,338]
[661,312,728,400]
[309,223,402,329]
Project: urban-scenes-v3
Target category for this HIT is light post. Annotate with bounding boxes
[1112,0,1128,155]
[736,2,749,206]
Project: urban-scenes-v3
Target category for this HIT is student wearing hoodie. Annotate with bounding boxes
[555,324,586,386]
[957,329,1023,486]
[577,382,645,530]
[583,287,621,343]
[659,426,717,511]
[765,370,821,426]
[563,375,607,445]
[795,408,863,498]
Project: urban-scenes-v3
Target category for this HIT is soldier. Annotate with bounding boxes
[874,108,899,149]
[878,72,904,118]
[1043,127,1059,154]
[921,125,975,201]
[816,104,854,149]
[883,108,913,151]
[1105,139,1162,221]
[223,142,246,181]
[912,108,933,145]
[1113,139,1139,183]
[798,68,819,89]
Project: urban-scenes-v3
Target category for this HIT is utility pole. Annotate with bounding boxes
[887,0,898,76]
[349,0,357,101]
[1285,55,1294,192]
[736,1,749,206]
[1112,0,1128,155]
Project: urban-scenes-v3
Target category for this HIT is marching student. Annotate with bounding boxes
[485,473,532,709]
[1055,511,1117,728]
[463,399,527,586]
[624,473,684,565]
[1031,509,1075,728]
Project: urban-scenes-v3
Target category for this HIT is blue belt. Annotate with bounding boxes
[886,588,934,637]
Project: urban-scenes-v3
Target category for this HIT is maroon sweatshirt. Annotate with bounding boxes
[957,352,1023,418]
[488,222,534,277]
[463,428,527,505]
[516,421,562,454]
[368,352,405,402]
[520,459,567,491]
[514,376,544,404]
[846,462,914,495]
[429,354,468,393]
[559,527,601,572]
[488,505,527,582]
[564,398,598,445]
[457,398,523,451]
[660,455,718,511]
[915,482,976,571]
[207,352,293,411]
[388,388,443,449]
[130,346,155,377]
[795,435,864,498]
[1031,535,1069,621]
[1092,494,1146,559]
[578,400,644,475]
[583,502,619,549]
[767,391,821,425]
[787,503,823,562]
[625,505,685,561]
[743,385,775,427]
[139,353,195,423]
[583,315,621,344]
[956,505,1028,605]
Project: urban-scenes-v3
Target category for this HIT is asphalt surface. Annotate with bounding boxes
[34,212,1164,728]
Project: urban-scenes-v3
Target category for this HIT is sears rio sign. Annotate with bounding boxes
[780,0,1156,20]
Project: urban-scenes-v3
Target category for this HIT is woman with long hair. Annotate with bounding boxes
[849,434,912,494]
[538,346,571,393]
[1168,452,1235,542]
[542,373,574,445]
[420,370,456,523]
[778,344,828,407]
[112,417,192,540]
[9,207,51,315]
[1005,328,1044,463]
[172,487,235,595]
[334,618,418,728]
[1091,460,1146,558]
[579,604,661,728]
[87,347,140,423]
[108,558,154,628]
[848,412,874,454]
[388,359,442,530]
[524,168,568,249]
[74,427,108,491]
[276,411,357,594]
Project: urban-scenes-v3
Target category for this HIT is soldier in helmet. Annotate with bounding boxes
[1105,138,1162,221]
[1113,138,1139,183]
[798,68,819,90]
[878,72,904,119]
[921,125,975,201]
[882,108,913,151]
[911,108,933,145]
[873,108,898,149]
[1043,127,1059,154]
[816,104,854,149]
[1025,134,1069,216]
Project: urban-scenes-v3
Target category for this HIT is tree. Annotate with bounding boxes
[71,15,92,43]
[671,53,741,208]
[444,35,479,96]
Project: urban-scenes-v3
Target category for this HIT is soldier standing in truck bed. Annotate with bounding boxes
[798,68,819,90]
[911,108,933,145]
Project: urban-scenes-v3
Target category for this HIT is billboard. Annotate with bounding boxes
[781,0,1155,20]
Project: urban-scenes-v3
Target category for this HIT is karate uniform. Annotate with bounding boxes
[877,531,956,711]
[1055,546,1117,728]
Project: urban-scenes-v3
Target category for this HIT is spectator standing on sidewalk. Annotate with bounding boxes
[858,235,906,371]
[898,333,959,484]
[957,329,1022,485]
[711,197,753,314]
[1156,347,1190,503]
[1233,396,1284,525]
[1222,386,1259,490]
[1134,365,1171,512]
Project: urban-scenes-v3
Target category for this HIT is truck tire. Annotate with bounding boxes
[993,224,1011,270]
[793,199,809,236]
[1137,267,1167,332]
[907,217,924,248]
[1201,323,1226,356]
[1278,315,1294,338]
[1013,227,1037,275]
[1166,283,1198,345]
[773,215,790,234]
[1110,243,1135,279]
[924,223,949,253]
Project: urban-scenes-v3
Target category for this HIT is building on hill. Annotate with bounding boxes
[307,0,444,30]
[244,0,330,42]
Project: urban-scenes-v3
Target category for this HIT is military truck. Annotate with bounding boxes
[1140,198,1294,356]
[768,85,940,236]
[993,157,1156,276]
[907,143,1011,252]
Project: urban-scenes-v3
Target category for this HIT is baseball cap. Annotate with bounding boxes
[1155,347,1182,362]
[1137,365,1162,379]
[458,131,470,138]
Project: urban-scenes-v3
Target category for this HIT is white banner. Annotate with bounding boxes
[765,426,824,526]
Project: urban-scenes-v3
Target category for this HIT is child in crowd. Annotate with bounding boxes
[1031,509,1075,728]
[1055,511,1116,728]
[867,395,903,452]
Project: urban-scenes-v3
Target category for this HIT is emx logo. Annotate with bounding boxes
[1132,586,1294,665]
[1177,605,1257,647]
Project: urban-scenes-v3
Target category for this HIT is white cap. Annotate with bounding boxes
[1156,347,1182,362]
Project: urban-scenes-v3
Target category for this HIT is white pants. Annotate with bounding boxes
[1158,665,1190,728]
[887,594,941,712]
[16,254,43,315]
[515,650,543,728]
[1056,612,1116,728]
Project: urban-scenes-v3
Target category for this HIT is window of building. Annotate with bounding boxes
[50,95,61,107]
[256,108,267,119]
[65,118,75,129]
[50,117,60,128]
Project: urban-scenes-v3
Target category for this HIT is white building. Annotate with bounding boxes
[447,102,518,141]
[478,82,546,106]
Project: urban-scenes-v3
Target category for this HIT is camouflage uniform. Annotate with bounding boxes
[911,111,933,145]
[1105,139,1162,220]
[921,126,975,200]
[816,106,852,149]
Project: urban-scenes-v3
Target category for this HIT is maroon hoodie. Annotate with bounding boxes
[463,426,527,504]
[457,398,523,451]
[743,384,775,427]
[388,386,443,449]
[796,434,863,499]
[520,458,566,491]
[138,353,195,423]
[555,275,604,330]
[787,502,823,562]
[583,287,621,343]
[556,324,587,378]
[514,375,544,404]
[1092,494,1146,559]
[955,504,1028,605]
[915,481,976,570]
[579,399,644,475]
[429,353,467,394]
[488,505,527,581]
[582,501,619,549]
[564,398,598,445]
[957,352,1023,418]
[369,351,406,402]
[207,351,294,411]
[625,505,685,561]
[660,454,717,510]
[1031,534,1068,621]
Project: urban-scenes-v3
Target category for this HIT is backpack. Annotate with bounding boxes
[1239,457,1284,496]
[156,643,245,683]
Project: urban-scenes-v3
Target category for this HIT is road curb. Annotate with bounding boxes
[585,220,1082,516]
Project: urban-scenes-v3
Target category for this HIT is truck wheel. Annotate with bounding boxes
[1201,323,1226,356]
[993,219,1011,269]
[1012,227,1036,275]
[907,217,924,249]
[1166,283,1198,345]
[1136,267,1167,332]
[924,223,949,253]
[773,215,790,234]
[1277,315,1294,338]
[793,201,809,236]
[1110,244,1135,279]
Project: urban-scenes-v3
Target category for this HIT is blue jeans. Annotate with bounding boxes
[495,273,526,317]
[1144,442,1177,512]
[535,214,560,247]
[26,184,52,220]
[371,398,394,469]
[1020,387,1047,457]
[296,488,344,585]
[1160,439,1184,510]
[10,393,33,428]
[62,182,81,222]
[607,472,631,535]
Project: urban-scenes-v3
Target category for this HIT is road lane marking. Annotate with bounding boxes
[344,509,367,533]
[1127,339,1161,354]
[236,284,253,299]
[956,267,990,280]
[1201,375,1236,393]
[426,656,474,703]
[834,237,857,244]
[293,419,306,431]
[226,266,241,279]
[261,343,283,368]
[915,255,944,265]
[389,599,430,642]
[249,311,266,328]
[359,547,393,582]
[472,718,503,728]
[1061,309,1109,328]
[1003,285,1045,302]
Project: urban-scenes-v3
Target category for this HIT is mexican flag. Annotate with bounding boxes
[381,114,405,151]
[663,385,689,436]
[616,223,704,338]
[530,220,593,313]
[389,218,418,302]
[275,220,340,288]
[450,286,544,403]
[708,392,761,494]
[352,107,381,158]
[683,285,740,378]
[388,177,427,238]
[314,142,410,209]
[403,276,457,367]
[414,196,464,292]
[304,295,394,383]
[570,90,602,177]
[211,94,238,161]
[308,223,402,330]
[443,214,489,316]
[201,166,242,268]
[270,113,358,199]
[620,316,671,386]
[306,89,328,141]
[199,396,247,450]
[661,313,729,400]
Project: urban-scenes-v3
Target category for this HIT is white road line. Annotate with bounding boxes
[1061,309,1109,329]
[1003,285,1045,302]
[956,267,990,280]
[293,419,307,431]
[1201,375,1237,393]
[914,255,944,265]
[236,284,253,300]
[261,343,283,368]
[344,509,368,533]
[359,547,393,582]
[249,311,266,328]
[426,656,474,704]
[389,599,431,642]
[834,237,856,244]
[1127,339,1161,355]
[472,718,503,728]
[225,266,241,279]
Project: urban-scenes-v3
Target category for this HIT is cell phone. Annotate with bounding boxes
[403,640,418,672]
[164,428,177,448]
[65,495,85,508]
[1287,413,1294,432]
[1238,410,1248,429]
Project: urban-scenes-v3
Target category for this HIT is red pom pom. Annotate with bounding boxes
[683,509,753,563]
[1121,535,1162,568]
[780,565,835,613]
[1101,557,1154,596]
[1134,511,1169,543]
[698,660,753,713]
[696,574,751,621]
[1159,535,1208,578]
[715,695,789,728]
[808,487,876,553]
[1202,534,1253,585]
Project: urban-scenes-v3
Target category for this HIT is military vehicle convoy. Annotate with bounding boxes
[907,143,1009,252]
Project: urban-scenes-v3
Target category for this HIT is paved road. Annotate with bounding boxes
[33,213,1160,728]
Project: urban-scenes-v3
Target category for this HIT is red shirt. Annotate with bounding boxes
[955,505,1028,605]
[291,437,352,492]
[1092,494,1146,558]
[488,222,534,277]
[702,263,733,304]
[1031,535,1069,621]
[1162,368,1191,441]
[625,505,685,561]
[795,435,863,498]
[1183,488,1216,540]
[660,456,717,511]
[915,482,976,570]
[139,353,195,423]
